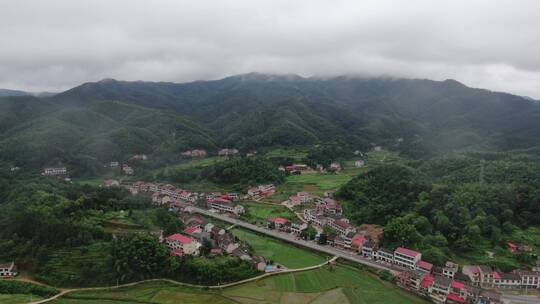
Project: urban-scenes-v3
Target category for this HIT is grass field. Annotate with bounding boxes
[230,228,327,268]
[241,201,298,225]
[52,281,232,304]
[0,293,44,304]
[51,266,428,304]
[224,265,429,304]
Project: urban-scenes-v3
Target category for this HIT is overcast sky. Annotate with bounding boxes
[1,0,539,98]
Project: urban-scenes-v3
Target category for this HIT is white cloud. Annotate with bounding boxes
[0,0,539,98]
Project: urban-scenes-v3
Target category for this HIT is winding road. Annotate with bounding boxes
[28,256,338,304]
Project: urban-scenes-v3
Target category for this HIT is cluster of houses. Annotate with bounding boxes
[164,212,278,272]
[303,197,358,238]
[247,184,275,200]
[0,261,17,277]
[397,257,540,303]
[129,181,245,215]
[286,191,311,206]
[278,162,343,174]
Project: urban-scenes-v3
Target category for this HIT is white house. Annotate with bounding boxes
[394,247,422,269]
[207,198,245,215]
[165,233,200,256]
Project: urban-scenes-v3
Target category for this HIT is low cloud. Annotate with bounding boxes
[1,0,539,98]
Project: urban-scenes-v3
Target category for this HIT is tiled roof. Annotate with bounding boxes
[416,260,433,271]
[351,234,366,246]
[268,217,289,225]
[420,275,435,288]
[447,293,465,303]
[167,233,194,244]
[395,247,421,257]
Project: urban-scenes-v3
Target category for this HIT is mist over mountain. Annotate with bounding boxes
[0,88,31,97]
[1,73,540,173]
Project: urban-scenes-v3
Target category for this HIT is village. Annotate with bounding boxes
[121,176,540,304]
[7,150,539,304]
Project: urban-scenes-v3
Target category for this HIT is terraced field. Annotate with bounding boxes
[50,266,429,304]
[0,293,44,304]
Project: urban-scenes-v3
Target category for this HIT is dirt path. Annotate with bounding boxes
[29,256,338,304]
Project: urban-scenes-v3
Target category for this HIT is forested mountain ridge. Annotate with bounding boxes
[1,73,540,174]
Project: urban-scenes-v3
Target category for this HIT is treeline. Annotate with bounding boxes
[0,280,59,298]
[111,233,258,285]
[159,156,286,186]
[0,178,260,287]
[338,155,540,270]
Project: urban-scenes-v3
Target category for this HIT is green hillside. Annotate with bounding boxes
[1,74,540,175]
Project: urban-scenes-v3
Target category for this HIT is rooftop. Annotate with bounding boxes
[395,247,421,257]
[416,260,433,271]
[167,233,195,244]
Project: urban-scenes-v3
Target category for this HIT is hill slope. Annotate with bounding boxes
[1,74,540,173]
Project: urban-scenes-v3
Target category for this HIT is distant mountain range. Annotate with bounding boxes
[1,73,540,173]
[0,88,56,97]
[0,88,31,97]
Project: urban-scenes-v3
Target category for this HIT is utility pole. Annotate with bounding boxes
[479,159,485,184]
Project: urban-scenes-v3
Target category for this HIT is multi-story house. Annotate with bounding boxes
[165,233,199,256]
[362,240,374,258]
[328,218,356,236]
[375,248,394,263]
[429,275,452,302]
[462,265,482,286]
[290,222,308,234]
[207,198,245,215]
[515,270,540,289]
[394,247,421,269]
[315,198,342,215]
[443,261,459,278]
[409,270,428,291]
[496,273,522,289]
[416,260,433,273]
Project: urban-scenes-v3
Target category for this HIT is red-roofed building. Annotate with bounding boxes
[288,195,301,206]
[170,248,184,257]
[420,275,435,294]
[267,217,290,231]
[329,219,356,236]
[507,242,518,253]
[351,234,367,251]
[394,247,422,269]
[165,233,199,255]
[449,281,467,299]
[316,198,342,215]
[184,226,201,235]
[446,293,465,303]
[416,260,433,273]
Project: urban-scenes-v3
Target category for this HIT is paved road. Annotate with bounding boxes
[192,207,399,274]
[502,294,540,304]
